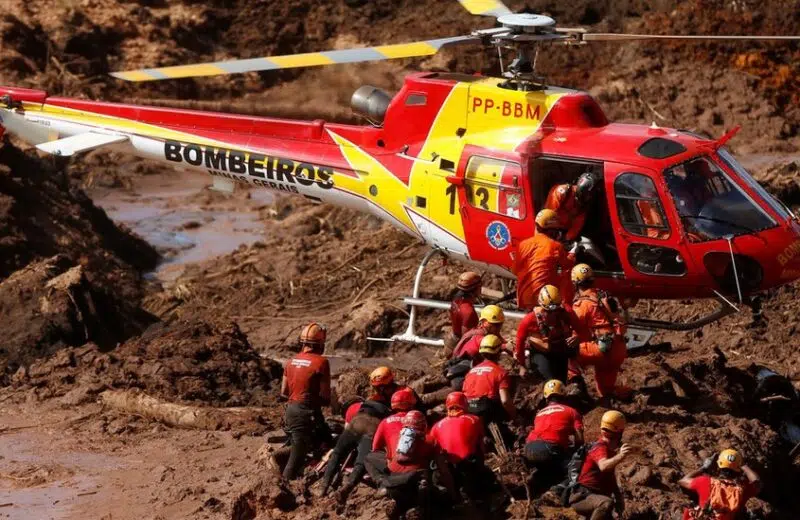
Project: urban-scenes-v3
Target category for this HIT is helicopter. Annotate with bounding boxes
[0,0,798,348]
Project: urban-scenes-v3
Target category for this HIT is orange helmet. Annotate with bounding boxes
[370,366,394,387]
[402,410,427,432]
[445,391,468,416]
[299,322,326,348]
[535,209,562,231]
[390,387,417,411]
[457,271,482,292]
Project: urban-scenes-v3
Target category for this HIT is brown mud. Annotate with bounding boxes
[1,0,800,519]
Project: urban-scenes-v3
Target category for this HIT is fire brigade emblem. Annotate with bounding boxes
[486,221,511,250]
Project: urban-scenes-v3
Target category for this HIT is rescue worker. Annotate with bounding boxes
[524,380,584,489]
[445,305,506,392]
[569,264,630,401]
[428,391,488,497]
[545,173,597,242]
[678,449,761,520]
[570,410,630,520]
[445,271,482,355]
[463,335,515,447]
[318,367,396,499]
[280,322,332,480]
[382,410,458,516]
[512,209,575,310]
[364,387,419,487]
[515,285,580,381]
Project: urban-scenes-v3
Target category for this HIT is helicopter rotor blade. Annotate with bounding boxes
[582,33,800,42]
[111,35,479,82]
[456,0,512,17]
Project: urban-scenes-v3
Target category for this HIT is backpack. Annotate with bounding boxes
[557,442,595,506]
[705,478,745,517]
[395,427,421,464]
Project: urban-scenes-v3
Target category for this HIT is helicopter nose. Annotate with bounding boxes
[772,220,800,284]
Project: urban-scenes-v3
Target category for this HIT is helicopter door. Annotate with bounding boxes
[451,149,530,269]
[607,163,697,294]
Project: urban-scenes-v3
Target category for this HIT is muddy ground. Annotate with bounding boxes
[1,0,800,519]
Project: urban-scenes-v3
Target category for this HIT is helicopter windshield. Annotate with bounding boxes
[663,155,775,242]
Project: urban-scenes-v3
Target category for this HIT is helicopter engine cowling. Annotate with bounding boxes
[351,85,392,125]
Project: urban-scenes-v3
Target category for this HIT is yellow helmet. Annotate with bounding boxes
[537,285,561,310]
[535,209,562,230]
[478,334,503,355]
[600,410,626,433]
[479,305,505,324]
[717,449,743,472]
[543,379,565,399]
[571,263,595,285]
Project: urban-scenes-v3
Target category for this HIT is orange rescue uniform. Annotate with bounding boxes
[545,184,586,241]
[513,232,574,310]
[569,288,627,397]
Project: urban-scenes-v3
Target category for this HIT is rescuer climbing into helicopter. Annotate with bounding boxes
[512,209,576,310]
[544,173,598,242]
[568,264,631,402]
[515,284,580,381]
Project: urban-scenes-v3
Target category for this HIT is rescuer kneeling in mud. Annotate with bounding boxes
[524,380,584,490]
[428,391,492,500]
[545,173,598,242]
[569,264,631,403]
[444,304,506,392]
[463,334,515,449]
[513,208,576,310]
[363,387,419,489]
[381,410,458,518]
[515,284,580,382]
[678,449,761,520]
[444,271,482,355]
[569,410,630,520]
[280,322,332,480]
[318,367,397,499]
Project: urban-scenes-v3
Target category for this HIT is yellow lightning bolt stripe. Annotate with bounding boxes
[457,0,511,16]
[374,42,438,59]
[328,131,419,233]
[268,53,337,68]
[20,102,234,149]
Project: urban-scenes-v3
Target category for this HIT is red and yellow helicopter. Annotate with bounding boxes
[0,0,798,346]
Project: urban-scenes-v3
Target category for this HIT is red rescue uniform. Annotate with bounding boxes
[284,352,331,407]
[513,232,574,310]
[545,184,586,242]
[428,413,484,464]
[373,411,410,461]
[577,440,619,496]
[388,438,436,474]
[453,327,506,361]
[681,475,759,520]
[450,296,478,338]
[515,306,578,366]
[463,359,510,400]
[526,402,583,449]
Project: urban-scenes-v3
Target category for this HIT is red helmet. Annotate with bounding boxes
[445,392,468,416]
[390,387,418,411]
[401,410,427,432]
[299,322,326,347]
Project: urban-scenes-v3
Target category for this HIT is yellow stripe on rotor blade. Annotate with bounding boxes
[458,0,511,16]
[111,70,162,82]
[375,42,439,59]
[268,53,336,68]
[155,63,229,79]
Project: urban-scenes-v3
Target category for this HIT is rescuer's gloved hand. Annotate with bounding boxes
[701,452,718,472]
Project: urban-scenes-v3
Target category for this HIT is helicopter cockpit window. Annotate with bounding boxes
[664,156,775,242]
[464,156,525,220]
[614,173,670,239]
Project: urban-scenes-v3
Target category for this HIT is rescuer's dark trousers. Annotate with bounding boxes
[449,457,493,498]
[365,450,390,487]
[530,351,569,383]
[524,440,567,489]
[320,427,361,493]
[283,403,321,480]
